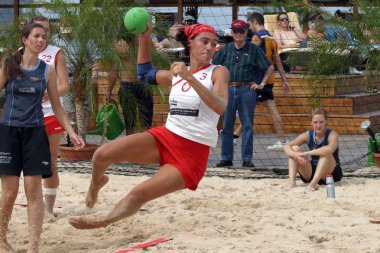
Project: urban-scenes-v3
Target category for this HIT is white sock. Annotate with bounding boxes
[43,188,57,214]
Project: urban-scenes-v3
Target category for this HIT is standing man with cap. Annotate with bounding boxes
[213,20,274,168]
[234,12,291,150]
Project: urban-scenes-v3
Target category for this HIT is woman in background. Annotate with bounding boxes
[0,23,84,253]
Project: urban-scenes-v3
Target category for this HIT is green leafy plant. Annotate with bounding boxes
[251,0,380,95]
[1,0,176,142]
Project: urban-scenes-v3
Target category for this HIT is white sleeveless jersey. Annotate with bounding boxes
[39,44,62,117]
[165,64,220,147]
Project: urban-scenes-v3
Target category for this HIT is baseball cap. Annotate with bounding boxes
[230,20,248,29]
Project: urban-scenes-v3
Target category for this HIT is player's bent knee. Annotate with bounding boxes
[92,145,116,166]
[292,145,301,152]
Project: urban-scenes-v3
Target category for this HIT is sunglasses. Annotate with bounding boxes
[279,18,289,22]
[232,29,246,34]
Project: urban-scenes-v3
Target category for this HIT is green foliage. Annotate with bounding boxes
[266,0,380,94]
[0,18,25,59]
[0,0,179,138]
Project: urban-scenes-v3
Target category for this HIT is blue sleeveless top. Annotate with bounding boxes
[0,60,47,127]
[307,128,340,166]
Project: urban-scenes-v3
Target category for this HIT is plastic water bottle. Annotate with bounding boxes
[326,174,335,198]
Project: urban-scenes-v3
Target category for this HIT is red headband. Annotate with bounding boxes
[184,24,217,41]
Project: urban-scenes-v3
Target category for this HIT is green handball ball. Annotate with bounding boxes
[124,7,150,35]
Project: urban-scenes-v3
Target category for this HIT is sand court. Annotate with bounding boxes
[6,171,380,253]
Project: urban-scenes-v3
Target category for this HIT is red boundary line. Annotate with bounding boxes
[14,203,148,212]
[114,237,172,253]
[14,203,64,208]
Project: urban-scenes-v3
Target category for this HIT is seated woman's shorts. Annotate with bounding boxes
[300,163,343,184]
[0,125,52,178]
[147,126,210,190]
[44,115,65,134]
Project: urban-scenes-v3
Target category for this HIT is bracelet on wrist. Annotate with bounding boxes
[260,82,266,87]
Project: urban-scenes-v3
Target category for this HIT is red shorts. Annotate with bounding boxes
[147,126,210,191]
[44,115,65,134]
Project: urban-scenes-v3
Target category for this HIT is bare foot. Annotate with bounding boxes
[44,210,57,223]
[27,244,38,253]
[85,175,109,208]
[0,241,16,253]
[307,184,318,191]
[68,216,108,230]
[288,181,296,189]
[369,218,380,224]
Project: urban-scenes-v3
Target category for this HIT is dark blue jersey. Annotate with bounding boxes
[1,60,47,127]
[307,128,340,166]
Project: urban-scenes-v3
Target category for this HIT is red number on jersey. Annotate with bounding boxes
[41,55,52,63]
[199,72,207,80]
[181,82,191,92]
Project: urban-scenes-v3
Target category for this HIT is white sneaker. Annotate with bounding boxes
[349,67,362,75]
[267,140,289,150]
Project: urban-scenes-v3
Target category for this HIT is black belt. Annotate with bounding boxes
[229,82,251,87]
[120,81,139,86]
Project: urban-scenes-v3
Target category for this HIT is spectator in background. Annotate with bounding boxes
[248,12,271,38]
[307,13,326,42]
[273,12,308,53]
[324,10,362,74]
[31,15,70,221]
[53,25,77,122]
[233,12,291,151]
[107,25,153,134]
[155,23,185,50]
[325,10,357,45]
[18,19,27,28]
[213,20,273,168]
[53,22,100,127]
[273,12,308,73]
[283,108,342,189]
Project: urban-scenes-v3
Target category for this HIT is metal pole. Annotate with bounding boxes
[232,0,237,21]
[14,0,20,22]
[302,0,309,33]
[352,0,359,21]
[178,0,183,24]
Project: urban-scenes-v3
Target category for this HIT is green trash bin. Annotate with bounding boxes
[368,133,380,166]
[87,103,125,140]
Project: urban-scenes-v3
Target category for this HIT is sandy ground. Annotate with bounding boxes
[7,171,380,253]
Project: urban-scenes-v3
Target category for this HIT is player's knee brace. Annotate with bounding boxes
[43,188,58,195]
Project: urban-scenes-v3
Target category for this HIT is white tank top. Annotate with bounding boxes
[39,44,62,117]
[165,64,220,147]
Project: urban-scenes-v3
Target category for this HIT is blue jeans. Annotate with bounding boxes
[221,85,257,162]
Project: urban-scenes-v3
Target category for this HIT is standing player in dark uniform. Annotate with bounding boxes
[0,23,84,253]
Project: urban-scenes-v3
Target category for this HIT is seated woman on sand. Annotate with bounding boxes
[283,108,343,190]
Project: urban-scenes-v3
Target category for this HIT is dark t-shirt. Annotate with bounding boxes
[1,60,47,127]
[257,29,272,38]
